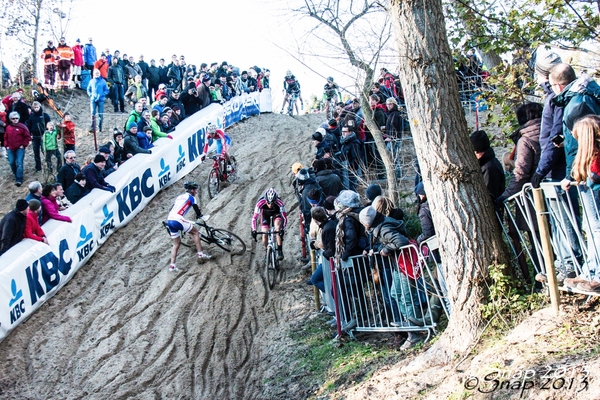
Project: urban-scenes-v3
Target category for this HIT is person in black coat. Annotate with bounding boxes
[469,130,505,201]
[313,159,343,197]
[0,199,29,256]
[123,122,151,156]
[25,101,51,172]
[83,154,116,192]
[384,97,407,140]
[66,173,87,204]
[180,86,202,116]
[56,150,81,190]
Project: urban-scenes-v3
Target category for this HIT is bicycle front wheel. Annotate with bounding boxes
[266,246,276,289]
[208,168,220,199]
[212,229,246,255]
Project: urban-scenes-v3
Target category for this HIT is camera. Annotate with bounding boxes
[551,135,564,145]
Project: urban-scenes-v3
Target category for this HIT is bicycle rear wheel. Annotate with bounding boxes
[208,168,220,198]
[212,228,246,255]
[266,246,276,289]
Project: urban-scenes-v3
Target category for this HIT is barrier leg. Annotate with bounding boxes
[533,188,560,314]
[310,249,320,311]
[330,258,343,339]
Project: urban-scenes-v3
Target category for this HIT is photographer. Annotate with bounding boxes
[181,85,202,116]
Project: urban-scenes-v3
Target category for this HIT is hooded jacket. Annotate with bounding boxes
[502,118,542,198]
[371,215,410,254]
[25,107,51,138]
[552,75,600,179]
[0,209,27,256]
[535,82,566,180]
[478,147,505,200]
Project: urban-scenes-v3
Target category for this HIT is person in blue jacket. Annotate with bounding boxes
[87,69,109,132]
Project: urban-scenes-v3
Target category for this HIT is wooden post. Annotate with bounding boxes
[310,249,320,310]
[532,188,560,314]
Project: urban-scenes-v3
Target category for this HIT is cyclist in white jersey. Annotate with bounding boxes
[166,181,211,272]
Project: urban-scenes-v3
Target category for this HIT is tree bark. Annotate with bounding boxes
[388,0,509,363]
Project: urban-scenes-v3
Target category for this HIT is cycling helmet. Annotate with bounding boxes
[206,123,217,134]
[286,70,292,76]
[265,187,278,204]
[327,76,334,82]
[296,168,311,184]
[184,181,199,191]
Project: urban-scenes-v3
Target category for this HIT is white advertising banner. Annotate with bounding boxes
[0,92,271,342]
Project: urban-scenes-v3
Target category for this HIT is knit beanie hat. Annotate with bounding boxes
[94,154,106,163]
[535,52,562,77]
[16,199,29,211]
[128,121,137,130]
[359,206,377,226]
[365,184,382,201]
[336,190,360,209]
[307,189,321,205]
[470,130,490,152]
[28,199,41,211]
[414,182,426,197]
[99,146,111,154]
[312,131,323,142]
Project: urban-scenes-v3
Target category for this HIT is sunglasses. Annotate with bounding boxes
[67,156,76,159]
[10,118,19,120]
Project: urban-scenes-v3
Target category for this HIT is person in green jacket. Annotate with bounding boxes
[150,109,172,142]
[42,121,62,173]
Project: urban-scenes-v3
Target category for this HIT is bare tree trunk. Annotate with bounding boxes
[388,0,509,363]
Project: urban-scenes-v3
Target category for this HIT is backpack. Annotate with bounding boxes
[397,239,422,280]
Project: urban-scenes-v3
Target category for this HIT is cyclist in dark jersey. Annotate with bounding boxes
[323,76,342,115]
[281,70,303,114]
[251,187,288,260]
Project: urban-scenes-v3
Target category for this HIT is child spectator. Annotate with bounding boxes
[59,112,76,152]
[42,120,62,173]
[23,199,48,244]
[137,126,154,150]
[66,173,87,204]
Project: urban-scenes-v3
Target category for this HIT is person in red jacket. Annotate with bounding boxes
[40,183,72,224]
[72,39,84,88]
[23,199,48,244]
[4,111,31,186]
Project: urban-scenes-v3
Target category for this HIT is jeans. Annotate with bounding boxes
[310,263,325,293]
[547,185,582,273]
[7,147,25,182]
[112,83,125,112]
[579,186,600,280]
[31,136,42,171]
[45,149,62,172]
[379,263,402,324]
[90,99,105,131]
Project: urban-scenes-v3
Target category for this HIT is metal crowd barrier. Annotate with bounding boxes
[499,182,600,295]
[320,242,450,340]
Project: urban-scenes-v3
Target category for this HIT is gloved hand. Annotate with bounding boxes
[106,185,116,193]
[251,230,257,241]
[167,135,173,139]
[494,196,507,209]
[200,153,206,162]
[279,230,285,239]
[531,172,544,189]
[309,241,316,250]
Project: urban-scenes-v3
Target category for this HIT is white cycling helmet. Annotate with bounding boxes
[206,123,216,134]
[265,187,278,204]
[286,70,292,76]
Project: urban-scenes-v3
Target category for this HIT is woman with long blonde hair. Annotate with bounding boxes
[571,115,600,184]
[567,115,600,293]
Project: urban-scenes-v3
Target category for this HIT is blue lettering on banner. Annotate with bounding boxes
[100,205,115,239]
[176,145,186,173]
[76,225,94,262]
[158,158,172,188]
[8,279,25,324]
[116,168,155,222]
[8,279,22,308]
[25,238,72,306]
[187,128,205,163]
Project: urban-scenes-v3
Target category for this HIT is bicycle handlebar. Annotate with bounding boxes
[255,230,283,235]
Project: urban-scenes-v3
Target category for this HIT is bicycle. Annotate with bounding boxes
[325,97,337,121]
[287,91,299,116]
[256,224,283,289]
[162,216,246,255]
[207,154,238,199]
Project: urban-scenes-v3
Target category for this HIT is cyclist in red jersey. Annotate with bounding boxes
[200,123,231,164]
[251,188,288,260]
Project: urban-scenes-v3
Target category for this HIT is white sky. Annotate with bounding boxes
[2,0,400,107]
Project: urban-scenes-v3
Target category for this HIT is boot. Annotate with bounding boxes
[408,295,443,327]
